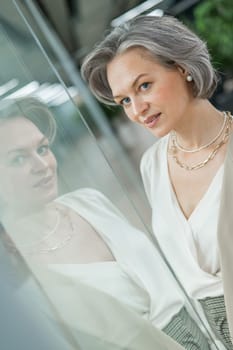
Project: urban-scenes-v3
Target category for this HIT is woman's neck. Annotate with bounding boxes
[2,203,58,247]
[173,100,224,149]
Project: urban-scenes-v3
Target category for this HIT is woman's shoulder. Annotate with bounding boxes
[56,188,127,221]
[56,188,110,207]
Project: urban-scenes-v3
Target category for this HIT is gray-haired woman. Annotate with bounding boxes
[81,15,233,349]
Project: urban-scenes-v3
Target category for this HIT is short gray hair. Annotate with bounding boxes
[0,97,56,143]
[81,15,218,104]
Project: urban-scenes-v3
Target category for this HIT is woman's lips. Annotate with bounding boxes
[33,175,54,188]
[144,113,161,128]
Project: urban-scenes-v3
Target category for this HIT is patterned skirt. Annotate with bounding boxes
[199,295,233,350]
[162,306,210,350]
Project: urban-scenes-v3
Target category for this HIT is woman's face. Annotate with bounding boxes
[0,116,58,214]
[107,48,194,138]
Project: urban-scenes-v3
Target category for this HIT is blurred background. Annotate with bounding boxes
[0,0,232,224]
[1,0,232,166]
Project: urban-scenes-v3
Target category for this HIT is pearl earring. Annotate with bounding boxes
[186,75,193,82]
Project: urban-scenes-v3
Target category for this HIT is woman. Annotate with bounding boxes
[0,96,211,349]
[81,15,233,349]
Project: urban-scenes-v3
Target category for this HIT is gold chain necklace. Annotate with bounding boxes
[16,209,61,249]
[26,209,75,254]
[7,208,75,255]
[169,112,232,171]
[171,111,227,153]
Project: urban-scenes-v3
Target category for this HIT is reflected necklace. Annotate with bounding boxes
[171,111,227,153]
[169,112,232,171]
[17,208,75,254]
[17,209,61,249]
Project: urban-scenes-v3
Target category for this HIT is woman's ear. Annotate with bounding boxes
[175,64,187,76]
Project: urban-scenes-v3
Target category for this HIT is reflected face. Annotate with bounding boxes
[107,48,194,138]
[0,116,58,213]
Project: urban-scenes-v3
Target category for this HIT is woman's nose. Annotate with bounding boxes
[30,155,48,174]
[131,98,149,121]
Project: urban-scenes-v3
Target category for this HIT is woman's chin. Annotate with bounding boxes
[148,127,169,139]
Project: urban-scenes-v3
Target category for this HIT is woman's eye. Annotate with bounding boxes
[140,82,150,91]
[120,97,131,106]
[37,145,49,156]
[10,155,27,166]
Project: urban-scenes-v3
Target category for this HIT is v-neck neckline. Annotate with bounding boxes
[164,135,224,224]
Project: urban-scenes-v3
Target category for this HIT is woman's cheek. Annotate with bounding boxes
[151,89,169,105]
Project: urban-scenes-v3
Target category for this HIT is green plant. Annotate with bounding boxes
[192,0,233,72]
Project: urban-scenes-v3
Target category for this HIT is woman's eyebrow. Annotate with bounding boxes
[38,136,48,145]
[113,73,148,99]
[7,136,48,155]
[7,148,26,155]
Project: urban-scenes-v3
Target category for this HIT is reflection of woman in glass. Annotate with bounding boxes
[81,15,233,349]
[0,97,210,349]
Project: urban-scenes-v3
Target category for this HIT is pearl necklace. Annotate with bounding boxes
[169,112,232,171]
[171,111,227,153]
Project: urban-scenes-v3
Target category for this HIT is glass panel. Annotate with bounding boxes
[0,1,228,349]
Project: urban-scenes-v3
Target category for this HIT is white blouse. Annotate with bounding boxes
[49,262,149,319]
[52,188,185,329]
[140,135,223,299]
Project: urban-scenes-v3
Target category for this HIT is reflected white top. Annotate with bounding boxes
[49,262,148,318]
[141,135,223,299]
[52,188,185,329]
